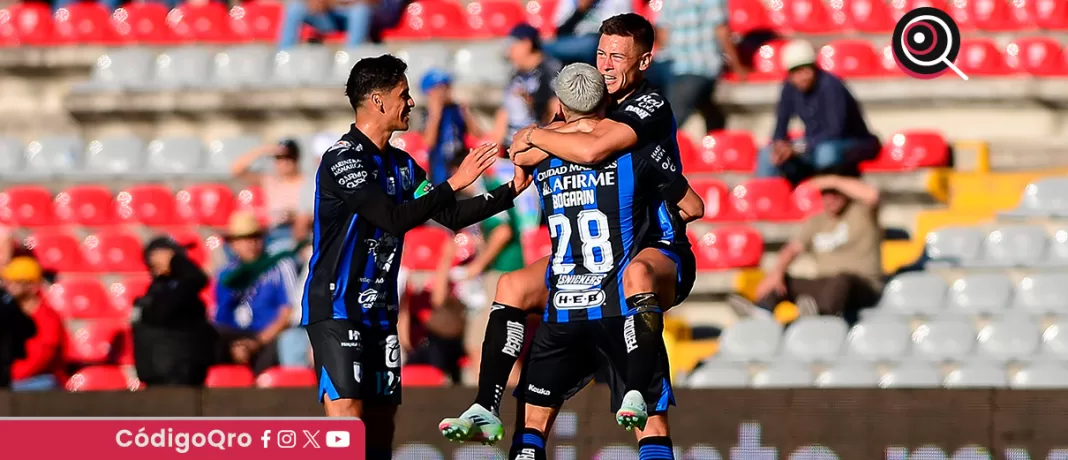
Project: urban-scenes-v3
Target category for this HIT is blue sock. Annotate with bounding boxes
[508,428,547,460]
[639,436,675,460]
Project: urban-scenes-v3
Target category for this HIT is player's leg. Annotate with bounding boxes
[632,415,675,460]
[308,319,365,417]
[363,404,398,460]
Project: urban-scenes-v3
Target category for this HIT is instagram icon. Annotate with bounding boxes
[277,431,297,449]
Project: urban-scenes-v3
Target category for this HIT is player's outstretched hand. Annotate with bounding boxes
[510,125,535,155]
[447,143,499,192]
[510,163,534,194]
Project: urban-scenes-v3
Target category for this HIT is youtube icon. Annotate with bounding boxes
[326,431,350,448]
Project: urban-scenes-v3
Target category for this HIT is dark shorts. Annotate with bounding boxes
[523,317,675,413]
[645,241,697,307]
[307,319,402,406]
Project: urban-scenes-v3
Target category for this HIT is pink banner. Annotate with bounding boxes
[0,417,365,459]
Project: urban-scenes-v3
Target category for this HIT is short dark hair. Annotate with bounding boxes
[345,54,408,112]
[599,13,655,53]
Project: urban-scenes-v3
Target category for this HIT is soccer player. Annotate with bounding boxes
[440,13,699,442]
[302,54,532,459]
[513,61,685,460]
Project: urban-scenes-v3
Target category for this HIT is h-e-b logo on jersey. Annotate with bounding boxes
[553,289,606,309]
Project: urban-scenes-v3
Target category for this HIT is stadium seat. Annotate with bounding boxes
[205,135,262,177]
[167,1,233,43]
[730,178,797,221]
[791,180,823,218]
[390,132,429,168]
[111,3,178,45]
[0,2,55,46]
[108,276,150,319]
[147,46,213,90]
[256,366,317,388]
[382,1,469,40]
[395,44,452,96]
[1011,363,1068,389]
[26,230,87,273]
[1013,273,1068,315]
[66,365,130,391]
[54,185,117,226]
[845,317,911,361]
[1026,0,1068,29]
[466,1,523,38]
[880,362,942,388]
[955,38,1011,76]
[691,130,757,173]
[1006,37,1065,76]
[924,226,984,267]
[0,137,24,175]
[205,365,256,388]
[53,3,121,45]
[686,362,749,388]
[146,136,206,177]
[77,48,155,91]
[165,228,209,267]
[767,0,837,34]
[818,40,881,78]
[523,0,557,35]
[691,226,763,270]
[780,316,848,363]
[236,185,268,224]
[1004,177,1068,217]
[1039,319,1068,357]
[453,40,512,87]
[116,184,181,227]
[402,226,451,270]
[0,186,55,227]
[715,317,782,363]
[750,362,813,388]
[83,229,146,273]
[270,46,334,87]
[177,183,235,228]
[967,0,1028,31]
[83,135,145,176]
[944,274,1014,315]
[815,362,880,388]
[521,227,551,264]
[727,0,772,34]
[944,362,1008,388]
[48,278,113,319]
[229,1,283,43]
[66,320,123,363]
[689,178,735,222]
[1045,228,1068,267]
[862,130,949,172]
[747,40,788,82]
[842,0,895,32]
[329,45,390,86]
[875,272,948,316]
[24,135,82,177]
[911,318,977,362]
[212,44,273,88]
[977,316,1040,362]
[402,364,448,386]
[980,225,1049,268]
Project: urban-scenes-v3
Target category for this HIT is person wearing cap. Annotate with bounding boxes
[544,0,632,65]
[492,23,562,150]
[213,211,303,375]
[731,173,883,323]
[757,39,881,185]
[419,68,484,185]
[232,137,306,254]
[2,257,65,391]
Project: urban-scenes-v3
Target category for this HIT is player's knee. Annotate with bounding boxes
[623,260,656,292]
[323,398,360,418]
[523,404,555,433]
[496,272,537,310]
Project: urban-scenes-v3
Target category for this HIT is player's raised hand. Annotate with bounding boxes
[510,163,534,194]
[510,125,535,155]
[447,143,498,192]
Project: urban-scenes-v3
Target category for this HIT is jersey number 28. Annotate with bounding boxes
[547,210,614,274]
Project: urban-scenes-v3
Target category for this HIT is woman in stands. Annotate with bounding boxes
[231,138,306,255]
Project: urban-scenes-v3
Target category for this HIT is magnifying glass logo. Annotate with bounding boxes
[891,7,967,81]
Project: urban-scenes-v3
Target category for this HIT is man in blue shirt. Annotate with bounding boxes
[420,69,483,184]
[756,39,881,184]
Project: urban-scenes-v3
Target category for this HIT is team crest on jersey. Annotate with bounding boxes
[327,140,353,154]
[386,177,397,195]
[399,167,413,191]
[413,180,433,199]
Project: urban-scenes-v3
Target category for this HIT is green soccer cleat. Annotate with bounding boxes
[615,390,649,431]
[438,403,505,445]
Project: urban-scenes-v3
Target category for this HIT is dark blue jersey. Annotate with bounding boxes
[535,143,689,323]
[302,125,519,330]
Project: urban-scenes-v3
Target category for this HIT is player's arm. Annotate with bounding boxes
[675,186,705,222]
[635,144,703,221]
[425,163,525,231]
[809,175,880,207]
[525,118,637,165]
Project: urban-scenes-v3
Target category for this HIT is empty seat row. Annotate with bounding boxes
[716,315,1068,364]
[686,360,1068,389]
[875,271,1068,316]
[1003,176,1068,218]
[926,224,1068,268]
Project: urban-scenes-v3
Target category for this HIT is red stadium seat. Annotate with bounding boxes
[818,40,881,78]
[382,1,469,40]
[53,3,121,45]
[691,227,763,270]
[26,230,87,273]
[66,320,123,364]
[1007,37,1065,76]
[768,0,838,34]
[167,2,234,43]
[235,185,269,226]
[205,365,256,388]
[792,180,824,218]
[452,231,481,265]
[108,276,150,319]
[168,228,209,267]
[730,178,797,221]
[117,184,180,227]
[111,3,178,44]
[402,226,451,270]
[521,226,551,264]
[391,132,429,172]
[229,1,282,42]
[83,229,145,273]
[954,38,1010,76]
[48,278,113,319]
[1026,0,1068,30]
[524,0,557,35]
[747,40,788,82]
[467,0,524,37]
[0,186,55,227]
[729,0,772,34]
[688,178,736,222]
[693,130,757,173]
[841,0,894,33]
[402,364,448,386]
[256,366,317,388]
[862,130,949,171]
[54,185,118,227]
[0,2,55,46]
[177,183,235,227]
[66,365,130,391]
[952,0,1025,31]
[675,131,698,168]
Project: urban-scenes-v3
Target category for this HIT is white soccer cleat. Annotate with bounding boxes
[439,403,505,445]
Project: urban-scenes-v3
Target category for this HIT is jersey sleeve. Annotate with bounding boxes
[634,147,689,205]
[400,151,520,232]
[607,90,673,145]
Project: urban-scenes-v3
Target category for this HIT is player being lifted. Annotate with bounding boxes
[440,13,702,442]
[302,54,532,459]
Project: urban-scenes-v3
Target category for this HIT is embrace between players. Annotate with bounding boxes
[301,13,705,460]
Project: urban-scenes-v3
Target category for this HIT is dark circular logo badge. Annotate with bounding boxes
[891,7,964,80]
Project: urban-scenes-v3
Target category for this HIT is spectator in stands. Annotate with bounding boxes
[0,284,34,390]
[419,69,484,185]
[132,236,216,387]
[493,24,561,151]
[654,0,746,132]
[730,174,883,321]
[279,0,408,48]
[214,212,302,375]
[756,40,881,185]
[0,227,55,284]
[232,138,305,254]
[399,239,467,384]
[3,257,64,391]
[545,0,631,65]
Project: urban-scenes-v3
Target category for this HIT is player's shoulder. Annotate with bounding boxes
[614,82,671,120]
